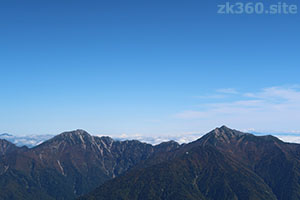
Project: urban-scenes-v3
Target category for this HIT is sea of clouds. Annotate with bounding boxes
[2,132,300,148]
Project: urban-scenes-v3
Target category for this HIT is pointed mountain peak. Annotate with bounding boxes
[37,129,94,148]
[212,126,248,137]
[219,125,230,130]
[198,126,250,146]
[56,129,92,141]
[60,129,90,137]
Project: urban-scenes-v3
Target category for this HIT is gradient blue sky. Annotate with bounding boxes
[0,0,299,136]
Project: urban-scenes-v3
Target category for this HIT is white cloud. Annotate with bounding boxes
[174,86,300,132]
[276,135,300,144]
[195,88,239,100]
[216,88,239,94]
[101,132,300,145]
[195,94,227,99]
[4,131,300,147]
[0,134,54,147]
[109,133,204,145]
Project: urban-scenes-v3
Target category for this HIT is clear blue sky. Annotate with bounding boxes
[0,0,299,136]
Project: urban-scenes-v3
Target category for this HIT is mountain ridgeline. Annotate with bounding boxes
[1,127,300,200]
[0,130,180,200]
[81,126,300,200]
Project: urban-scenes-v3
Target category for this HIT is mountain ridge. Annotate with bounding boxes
[82,126,300,200]
[0,129,180,200]
[2,127,300,200]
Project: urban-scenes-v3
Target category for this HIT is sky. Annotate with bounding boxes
[0,0,299,137]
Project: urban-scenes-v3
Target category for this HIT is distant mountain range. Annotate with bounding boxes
[2,130,300,148]
[1,127,300,200]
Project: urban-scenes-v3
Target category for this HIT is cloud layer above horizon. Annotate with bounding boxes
[174,85,300,133]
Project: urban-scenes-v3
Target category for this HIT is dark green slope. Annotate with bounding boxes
[0,169,54,200]
[197,126,300,200]
[81,145,276,200]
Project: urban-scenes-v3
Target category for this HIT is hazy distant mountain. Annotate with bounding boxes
[0,133,54,148]
[0,130,179,200]
[82,126,300,200]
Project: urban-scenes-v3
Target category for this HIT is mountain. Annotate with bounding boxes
[3,127,300,200]
[82,126,300,200]
[0,130,180,200]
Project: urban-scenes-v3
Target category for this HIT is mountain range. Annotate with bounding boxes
[81,126,300,200]
[1,126,300,200]
[2,131,300,148]
[0,130,179,199]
